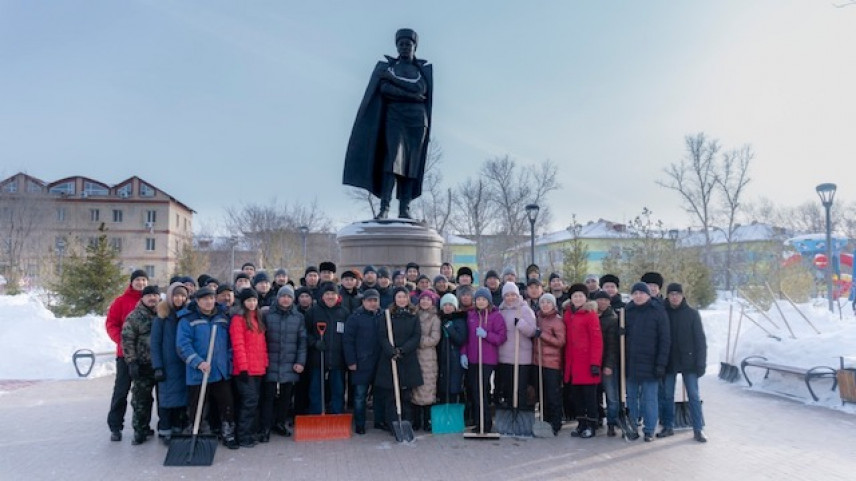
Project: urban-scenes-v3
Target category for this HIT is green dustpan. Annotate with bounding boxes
[431,403,465,434]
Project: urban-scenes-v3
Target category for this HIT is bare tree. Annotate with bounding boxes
[717,145,753,289]
[0,192,52,292]
[657,132,720,264]
[412,142,452,232]
[449,178,496,274]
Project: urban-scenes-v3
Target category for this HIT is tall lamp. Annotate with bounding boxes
[525,204,540,268]
[816,183,837,313]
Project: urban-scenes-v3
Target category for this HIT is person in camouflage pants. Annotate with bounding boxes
[121,285,162,445]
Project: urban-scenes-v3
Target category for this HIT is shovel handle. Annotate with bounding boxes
[316,321,327,336]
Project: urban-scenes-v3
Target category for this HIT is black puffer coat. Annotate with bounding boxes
[374,306,423,390]
[343,306,382,386]
[665,298,707,375]
[624,299,670,381]
[598,306,620,372]
[437,310,468,397]
[263,302,307,384]
[305,301,350,370]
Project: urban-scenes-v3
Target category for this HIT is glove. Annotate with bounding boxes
[697,365,706,378]
[655,366,666,379]
[533,328,542,339]
[476,327,487,339]
[460,354,469,369]
[127,361,140,381]
[238,371,250,383]
[590,365,600,376]
[513,318,520,326]
[153,368,166,382]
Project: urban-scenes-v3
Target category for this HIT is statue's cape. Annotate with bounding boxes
[342,57,433,200]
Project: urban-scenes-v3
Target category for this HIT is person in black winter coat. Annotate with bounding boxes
[304,282,350,414]
[624,282,670,441]
[339,271,362,314]
[343,290,383,434]
[593,290,620,436]
[260,286,307,441]
[375,287,423,429]
[657,283,708,442]
[437,293,468,404]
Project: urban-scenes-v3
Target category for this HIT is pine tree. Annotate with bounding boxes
[51,224,125,317]
[562,216,589,283]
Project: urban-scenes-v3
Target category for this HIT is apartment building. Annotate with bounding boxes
[0,173,194,286]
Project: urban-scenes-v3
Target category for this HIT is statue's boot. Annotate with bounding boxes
[375,173,395,220]
[398,196,412,219]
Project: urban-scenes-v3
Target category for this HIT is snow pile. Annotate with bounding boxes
[701,294,856,412]
[0,294,114,380]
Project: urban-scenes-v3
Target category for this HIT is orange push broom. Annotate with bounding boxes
[294,321,353,441]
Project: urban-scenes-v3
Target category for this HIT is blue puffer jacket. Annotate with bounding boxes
[177,302,232,386]
[624,299,670,381]
[342,306,382,386]
[151,299,187,408]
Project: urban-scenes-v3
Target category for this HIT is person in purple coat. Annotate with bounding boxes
[461,287,507,433]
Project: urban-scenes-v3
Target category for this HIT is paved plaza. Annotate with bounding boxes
[0,374,853,480]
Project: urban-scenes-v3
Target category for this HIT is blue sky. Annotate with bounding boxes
[2,1,854,234]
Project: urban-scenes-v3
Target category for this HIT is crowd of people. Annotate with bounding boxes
[105,260,708,450]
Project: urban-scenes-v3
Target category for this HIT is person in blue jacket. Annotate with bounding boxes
[343,289,384,434]
[150,282,189,443]
[176,287,239,449]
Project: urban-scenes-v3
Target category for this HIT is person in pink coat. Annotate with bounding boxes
[461,287,507,433]
[496,282,537,410]
[563,283,603,439]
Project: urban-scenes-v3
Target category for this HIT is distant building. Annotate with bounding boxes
[0,173,194,286]
[443,233,478,283]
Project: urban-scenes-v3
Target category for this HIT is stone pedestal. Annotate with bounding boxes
[337,219,444,276]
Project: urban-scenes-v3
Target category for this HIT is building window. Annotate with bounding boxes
[2,182,17,193]
[117,183,132,198]
[110,237,123,252]
[140,183,155,197]
[57,207,66,221]
[144,265,155,278]
[90,209,100,222]
[49,181,75,195]
[112,209,123,223]
[26,181,42,193]
[146,238,156,251]
[146,210,157,224]
[83,181,109,196]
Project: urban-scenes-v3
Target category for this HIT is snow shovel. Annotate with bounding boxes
[431,323,465,434]
[723,308,744,383]
[164,323,219,467]
[616,309,639,441]
[495,320,534,437]
[464,312,500,440]
[385,310,414,443]
[294,322,353,441]
[718,303,735,380]
[532,338,554,438]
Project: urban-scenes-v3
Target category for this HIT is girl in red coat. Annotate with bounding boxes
[230,288,269,447]
[563,283,603,438]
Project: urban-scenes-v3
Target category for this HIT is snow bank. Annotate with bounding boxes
[701,293,856,413]
[0,294,114,380]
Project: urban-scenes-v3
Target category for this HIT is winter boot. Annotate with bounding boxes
[258,429,271,443]
[131,430,147,445]
[222,422,239,450]
[694,430,708,443]
[607,425,617,437]
[411,403,422,431]
[110,430,122,442]
[656,427,674,438]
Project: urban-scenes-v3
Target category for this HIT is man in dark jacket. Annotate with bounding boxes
[339,270,362,314]
[253,272,276,307]
[484,270,503,307]
[304,282,350,414]
[658,283,708,442]
[599,274,625,312]
[624,282,670,442]
[594,291,620,436]
[343,289,383,434]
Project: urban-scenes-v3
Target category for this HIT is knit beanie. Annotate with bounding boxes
[474,287,493,306]
[440,293,459,309]
[130,269,148,284]
[277,285,295,299]
[631,282,652,296]
[501,281,520,297]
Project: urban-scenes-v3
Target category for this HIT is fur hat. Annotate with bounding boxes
[456,266,473,279]
[568,283,588,298]
[640,272,664,288]
[319,261,336,273]
[197,274,212,287]
[599,274,620,288]
[666,282,683,294]
[237,288,259,303]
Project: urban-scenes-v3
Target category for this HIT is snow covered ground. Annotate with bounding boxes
[0,292,853,414]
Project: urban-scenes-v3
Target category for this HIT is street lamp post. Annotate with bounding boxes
[525,204,540,268]
[300,225,309,270]
[816,183,837,313]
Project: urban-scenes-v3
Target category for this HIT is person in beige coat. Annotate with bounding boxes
[411,290,441,431]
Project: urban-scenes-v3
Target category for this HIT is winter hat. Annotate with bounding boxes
[433,274,448,284]
[234,272,251,283]
[539,293,557,308]
[130,269,148,284]
[548,272,562,282]
[216,283,233,294]
[295,286,312,299]
[319,282,338,295]
[205,277,220,287]
[277,285,295,299]
[169,275,183,285]
[416,274,431,284]
[377,267,391,279]
[360,288,380,300]
[197,274,212,287]
[502,267,516,278]
[456,266,473,279]
[568,283,588,298]
[526,264,540,276]
[241,262,255,270]
[440,293,459,309]
[304,265,319,276]
[180,276,196,286]
[419,290,438,302]
[599,274,620,288]
[393,270,406,280]
[456,284,474,298]
[195,287,216,299]
[584,274,599,283]
[319,261,337,273]
[640,272,664,289]
[167,282,188,300]
[274,268,288,278]
[631,282,652,296]
[501,281,520,297]
[474,287,493,306]
[340,270,357,280]
[392,286,411,299]
[253,272,270,285]
[593,290,611,300]
[142,285,160,297]
[666,282,683,294]
[237,288,259,303]
[405,262,420,271]
[484,270,500,281]
[363,265,377,275]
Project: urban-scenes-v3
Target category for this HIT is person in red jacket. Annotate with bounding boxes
[105,269,149,442]
[563,283,603,439]
[230,288,269,447]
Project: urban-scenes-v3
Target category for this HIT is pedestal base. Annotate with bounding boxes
[337,219,444,276]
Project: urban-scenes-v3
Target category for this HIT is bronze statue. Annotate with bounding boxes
[342,28,433,219]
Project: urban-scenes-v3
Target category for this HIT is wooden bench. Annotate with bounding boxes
[740,355,837,402]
